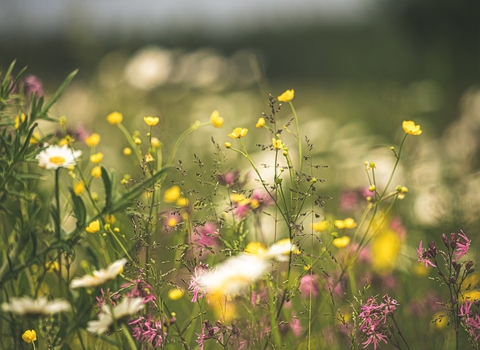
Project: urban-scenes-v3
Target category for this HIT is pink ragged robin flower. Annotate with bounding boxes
[188,263,209,302]
[454,230,471,260]
[416,241,437,268]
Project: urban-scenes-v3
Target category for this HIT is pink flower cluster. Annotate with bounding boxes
[460,300,480,341]
[358,294,399,350]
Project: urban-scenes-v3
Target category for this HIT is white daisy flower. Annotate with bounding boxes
[36,144,82,169]
[198,253,270,296]
[70,259,127,289]
[87,297,144,335]
[1,296,71,316]
[265,239,298,262]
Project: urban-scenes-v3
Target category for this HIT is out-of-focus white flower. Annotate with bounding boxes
[265,239,297,262]
[124,46,173,90]
[36,145,82,169]
[70,259,127,289]
[87,297,144,335]
[198,254,270,296]
[1,296,70,316]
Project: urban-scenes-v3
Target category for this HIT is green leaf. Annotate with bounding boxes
[69,188,86,228]
[100,165,113,211]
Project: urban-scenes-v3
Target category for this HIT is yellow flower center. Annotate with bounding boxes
[49,156,66,165]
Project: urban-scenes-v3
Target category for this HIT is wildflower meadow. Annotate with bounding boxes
[1,57,480,350]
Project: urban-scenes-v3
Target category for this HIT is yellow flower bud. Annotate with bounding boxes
[368,185,376,192]
[210,110,224,128]
[256,117,266,128]
[144,116,160,126]
[151,137,161,148]
[59,116,67,127]
[334,218,357,229]
[91,166,102,178]
[90,152,104,164]
[123,147,132,156]
[74,181,85,196]
[15,113,26,129]
[225,142,232,148]
[105,214,116,224]
[85,133,101,147]
[86,220,101,233]
[168,288,184,300]
[45,261,60,272]
[134,138,142,145]
[107,111,123,125]
[277,89,294,103]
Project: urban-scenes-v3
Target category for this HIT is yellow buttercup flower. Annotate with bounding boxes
[144,116,160,126]
[168,288,184,300]
[86,220,101,233]
[164,185,181,203]
[22,330,37,343]
[85,133,101,147]
[210,110,224,128]
[107,111,123,125]
[255,117,266,128]
[176,197,189,207]
[91,166,102,178]
[90,152,104,164]
[278,89,294,103]
[332,236,351,248]
[334,218,357,229]
[145,153,155,163]
[311,221,329,232]
[74,181,85,196]
[272,138,284,150]
[402,120,422,135]
[228,127,248,139]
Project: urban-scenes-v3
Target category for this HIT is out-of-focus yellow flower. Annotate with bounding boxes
[123,147,132,156]
[402,120,422,135]
[134,138,142,145]
[145,153,155,163]
[29,132,41,144]
[45,261,60,272]
[230,193,246,203]
[431,311,447,330]
[151,137,161,148]
[144,116,159,126]
[462,290,480,303]
[278,89,294,103]
[22,330,36,343]
[86,133,101,147]
[167,217,178,227]
[414,262,429,276]
[245,242,267,255]
[86,220,101,233]
[168,288,184,300]
[90,152,104,164]
[272,138,284,150]
[164,185,181,203]
[74,181,85,196]
[228,127,248,139]
[332,236,351,248]
[15,113,26,129]
[210,110,224,128]
[334,218,357,229]
[105,214,116,224]
[59,135,75,146]
[210,293,236,322]
[91,166,102,178]
[176,197,189,207]
[371,229,401,273]
[256,117,266,128]
[59,116,67,127]
[311,221,329,232]
[107,111,123,125]
[225,142,232,149]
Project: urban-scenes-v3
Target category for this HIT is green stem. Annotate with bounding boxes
[289,101,302,174]
[117,122,143,164]
[167,121,210,166]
